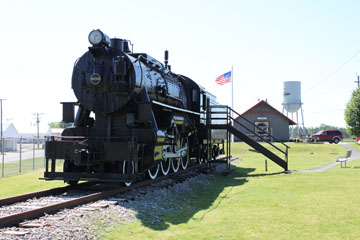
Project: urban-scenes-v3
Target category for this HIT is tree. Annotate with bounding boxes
[299,124,350,138]
[304,124,350,138]
[345,88,360,137]
[48,121,72,128]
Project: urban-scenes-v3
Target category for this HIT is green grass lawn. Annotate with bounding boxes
[0,170,67,198]
[0,142,358,239]
[0,159,66,198]
[0,157,46,178]
[351,143,360,151]
[101,142,359,240]
[231,142,346,171]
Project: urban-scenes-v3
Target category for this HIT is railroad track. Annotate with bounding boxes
[0,181,96,207]
[0,162,209,228]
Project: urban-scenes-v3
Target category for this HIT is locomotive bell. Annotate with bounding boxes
[123,41,131,53]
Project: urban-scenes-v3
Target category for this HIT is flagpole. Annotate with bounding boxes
[231,66,233,111]
[231,66,234,142]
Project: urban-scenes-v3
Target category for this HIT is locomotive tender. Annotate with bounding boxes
[44,29,225,185]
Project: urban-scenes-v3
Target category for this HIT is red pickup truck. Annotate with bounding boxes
[310,130,343,144]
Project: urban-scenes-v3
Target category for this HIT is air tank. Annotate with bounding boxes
[282,81,301,113]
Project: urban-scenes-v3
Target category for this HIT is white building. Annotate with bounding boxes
[1,123,18,151]
[2,123,19,138]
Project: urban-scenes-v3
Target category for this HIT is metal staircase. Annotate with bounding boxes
[207,105,289,171]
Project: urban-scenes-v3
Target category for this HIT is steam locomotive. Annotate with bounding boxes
[44,30,225,185]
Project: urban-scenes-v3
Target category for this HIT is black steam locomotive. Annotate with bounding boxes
[44,30,225,185]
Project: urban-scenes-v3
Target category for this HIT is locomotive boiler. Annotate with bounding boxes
[44,29,225,185]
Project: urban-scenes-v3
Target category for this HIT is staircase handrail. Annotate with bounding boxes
[210,105,290,149]
[230,116,287,155]
[208,105,289,161]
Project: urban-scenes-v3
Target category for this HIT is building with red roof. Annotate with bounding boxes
[234,100,296,142]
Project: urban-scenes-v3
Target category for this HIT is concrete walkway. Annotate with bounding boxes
[293,142,360,173]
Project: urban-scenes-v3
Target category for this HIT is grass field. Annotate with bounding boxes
[0,171,67,198]
[109,160,360,240]
[0,159,66,198]
[101,142,359,240]
[351,143,360,151]
[0,157,46,178]
[0,142,358,239]
[231,142,346,171]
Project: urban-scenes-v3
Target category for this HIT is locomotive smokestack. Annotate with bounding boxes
[164,50,169,69]
[110,38,124,51]
[110,38,131,53]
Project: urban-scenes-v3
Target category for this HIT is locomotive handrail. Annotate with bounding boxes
[49,135,85,139]
[47,136,140,142]
[152,100,201,115]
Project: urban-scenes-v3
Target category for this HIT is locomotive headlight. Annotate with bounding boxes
[89,30,102,45]
[88,29,110,46]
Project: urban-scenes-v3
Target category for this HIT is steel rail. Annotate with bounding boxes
[0,182,95,207]
[0,163,206,228]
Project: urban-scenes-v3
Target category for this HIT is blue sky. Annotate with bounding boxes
[1,0,359,132]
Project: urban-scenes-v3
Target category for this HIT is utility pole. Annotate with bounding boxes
[356,74,360,88]
[0,99,6,145]
[33,112,43,148]
[1,98,6,177]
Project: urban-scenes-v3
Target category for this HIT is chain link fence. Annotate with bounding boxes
[0,137,46,177]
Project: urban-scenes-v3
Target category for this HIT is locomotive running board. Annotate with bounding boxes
[152,100,201,115]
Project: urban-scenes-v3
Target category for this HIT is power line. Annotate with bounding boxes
[303,48,360,94]
[304,78,351,97]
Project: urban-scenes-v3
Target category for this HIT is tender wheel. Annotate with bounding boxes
[160,159,171,175]
[333,138,340,144]
[148,164,159,179]
[180,137,189,170]
[123,161,135,187]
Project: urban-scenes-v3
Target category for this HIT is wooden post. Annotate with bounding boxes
[265,159,268,172]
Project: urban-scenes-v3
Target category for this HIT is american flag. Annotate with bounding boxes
[215,71,232,85]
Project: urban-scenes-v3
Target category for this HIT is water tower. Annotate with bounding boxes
[282,81,305,138]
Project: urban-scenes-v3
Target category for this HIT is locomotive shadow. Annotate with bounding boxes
[128,165,257,231]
